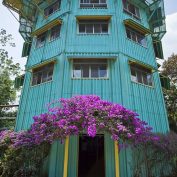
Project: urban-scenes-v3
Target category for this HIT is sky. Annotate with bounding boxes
[0,0,177,70]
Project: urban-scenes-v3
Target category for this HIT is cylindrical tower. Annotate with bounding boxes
[3,0,169,177]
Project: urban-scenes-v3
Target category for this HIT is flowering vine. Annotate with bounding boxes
[0,95,159,177]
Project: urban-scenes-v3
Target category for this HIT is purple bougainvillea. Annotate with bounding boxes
[0,95,159,149]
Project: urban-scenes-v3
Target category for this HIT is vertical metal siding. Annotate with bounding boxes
[16,0,169,176]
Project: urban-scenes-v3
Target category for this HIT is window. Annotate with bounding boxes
[73,59,108,79]
[78,135,105,177]
[125,26,146,47]
[78,20,109,34]
[80,0,107,8]
[32,62,54,86]
[49,25,61,41]
[44,1,61,16]
[130,63,153,86]
[122,0,140,19]
[36,32,46,48]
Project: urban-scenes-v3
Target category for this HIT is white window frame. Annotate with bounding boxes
[72,59,108,79]
[129,63,153,87]
[80,0,107,8]
[36,32,46,48]
[125,26,147,47]
[49,25,61,41]
[122,0,140,20]
[31,63,54,86]
[78,20,109,34]
[44,0,61,17]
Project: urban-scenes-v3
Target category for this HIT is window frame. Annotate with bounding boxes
[80,0,107,8]
[122,0,141,20]
[78,20,109,35]
[129,62,154,87]
[72,59,108,79]
[125,26,147,47]
[31,62,55,86]
[44,0,61,17]
[49,25,61,42]
[35,32,47,48]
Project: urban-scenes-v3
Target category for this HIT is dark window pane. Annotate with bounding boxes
[126,28,131,39]
[94,24,101,33]
[91,0,99,3]
[131,31,137,42]
[79,24,86,33]
[99,65,107,77]
[37,72,42,84]
[102,24,108,33]
[86,24,93,33]
[78,135,105,177]
[91,65,99,77]
[42,72,48,83]
[128,4,136,15]
[137,70,143,83]
[32,74,38,85]
[142,72,148,85]
[130,67,137,82]
[82,65,89,77]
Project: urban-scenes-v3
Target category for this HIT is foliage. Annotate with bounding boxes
[0,95,158,177]
[163,85,177,133]
[161,54,177,133]
[131,132,177,177]
[0,28,21,130]
[162,54,177,83]
[0,28,20,106]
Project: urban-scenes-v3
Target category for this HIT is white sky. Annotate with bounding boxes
[0,0,177,70]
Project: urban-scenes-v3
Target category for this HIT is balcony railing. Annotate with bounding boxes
[0,105,19,130]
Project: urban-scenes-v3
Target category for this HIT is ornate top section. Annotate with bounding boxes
[3,0,166,41]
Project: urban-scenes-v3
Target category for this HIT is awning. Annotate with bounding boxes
[32,18,62,36]
[124,19,152,35]
[27,59,57,71]
[128,59,157,72]
[76,15,112,21]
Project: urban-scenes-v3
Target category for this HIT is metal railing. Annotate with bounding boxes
[0,105,19,130]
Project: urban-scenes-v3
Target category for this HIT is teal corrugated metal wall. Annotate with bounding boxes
[15,0,169,176]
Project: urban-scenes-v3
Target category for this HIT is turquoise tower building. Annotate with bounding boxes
[3,0,169,177]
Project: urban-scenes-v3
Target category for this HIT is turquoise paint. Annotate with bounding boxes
[7,0,169,176]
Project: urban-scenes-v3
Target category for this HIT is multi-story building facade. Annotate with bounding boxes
[3,0,169,177]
